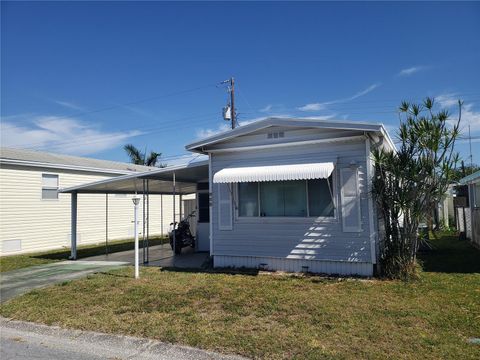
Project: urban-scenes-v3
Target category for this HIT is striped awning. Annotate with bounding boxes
[213,162,335,183]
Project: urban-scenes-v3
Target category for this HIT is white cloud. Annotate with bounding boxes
[298,83,381,112]
[436,93,460,108]
[298,103,328,111]
[301,114,338,121]
[398,66,425,77]
[259,104,273,112]
[163,153,208,167]
[194,114,342,140]
[196,123,232,139]
[0,116,143,155]
[349,83,381,100]
[195,116,292,139]
[53,100,85,111]
[435,93,480,133]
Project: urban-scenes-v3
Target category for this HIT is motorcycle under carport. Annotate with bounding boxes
[169,211,196,254]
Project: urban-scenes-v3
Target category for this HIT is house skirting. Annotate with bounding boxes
[213,255,373,276]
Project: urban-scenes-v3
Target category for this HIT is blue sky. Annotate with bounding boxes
[2,1,479,165]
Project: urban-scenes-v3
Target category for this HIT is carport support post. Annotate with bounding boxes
[70,192,77,260]
[173,172,176,255]
[132,195,141,279]
[146,180,150,263]
[142,179,146,264]
[180,194,183,219]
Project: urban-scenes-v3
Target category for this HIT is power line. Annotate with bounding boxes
[5,83,218,125]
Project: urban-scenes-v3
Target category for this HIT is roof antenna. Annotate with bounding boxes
[468,124,473,174]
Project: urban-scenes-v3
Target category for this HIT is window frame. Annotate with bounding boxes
[234,171,338,223]
[41,173,59,201]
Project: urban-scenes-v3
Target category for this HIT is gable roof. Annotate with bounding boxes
[0,147,153,174]
[186,117,395,153]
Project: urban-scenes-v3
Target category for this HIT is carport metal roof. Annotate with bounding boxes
[60,160,209,195]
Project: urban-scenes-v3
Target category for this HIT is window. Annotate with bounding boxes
[42,174,59,199]
[238,182,259,216]
[308,179,335,217]
[238,177,334,218]
[198,192,210,223]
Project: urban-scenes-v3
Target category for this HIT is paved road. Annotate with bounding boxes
[0,318,245,360]
[1,260,128,302]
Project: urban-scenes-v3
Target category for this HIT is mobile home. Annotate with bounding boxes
[63,118,395,276]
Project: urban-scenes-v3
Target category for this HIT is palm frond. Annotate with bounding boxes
[124,144,144,165]
[145,151,161,167]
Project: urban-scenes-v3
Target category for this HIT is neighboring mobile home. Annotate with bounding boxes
[0,148,178,255]
[458,170,480,247]
[63,117,395,276]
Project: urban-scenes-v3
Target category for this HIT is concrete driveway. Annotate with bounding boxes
[83,243,209,269]
[0,260,128,303]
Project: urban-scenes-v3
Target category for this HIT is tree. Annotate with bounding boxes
[124,144,164,167]
[372,97,462,279]
[450,161,479,182]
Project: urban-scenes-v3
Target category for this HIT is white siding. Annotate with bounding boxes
[209,131,374,275]
[0,164,179,255]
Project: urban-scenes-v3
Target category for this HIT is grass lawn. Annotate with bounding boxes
[1,233,479,359]
[0,236,166,273]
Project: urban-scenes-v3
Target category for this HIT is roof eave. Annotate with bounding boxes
[60,159,209,193]
[186,117,390,153]
[0,158,142,175]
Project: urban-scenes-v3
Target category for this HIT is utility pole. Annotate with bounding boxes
[230,77,236,129]
[221,77,236,129]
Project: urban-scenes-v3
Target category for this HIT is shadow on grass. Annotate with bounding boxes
[32,237,166,261]
[159,265,261,276]
[418,232,480,274]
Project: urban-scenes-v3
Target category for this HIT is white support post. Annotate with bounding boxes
[105,193,109,255]
[146,180,149,263]
[160,194,164,236]
[208,155,213,256]
[173,172,176,255]
[70,192,78,260]
[132,196,141,279]
[142,179,146,264]
[180,194,183,219]
[365,136,377,265]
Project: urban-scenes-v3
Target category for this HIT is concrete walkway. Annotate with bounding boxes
[0,260,128,303]
[83,243,209,269]
[0,317,246,360]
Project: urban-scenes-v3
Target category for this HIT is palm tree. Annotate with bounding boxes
[124,144,164,167]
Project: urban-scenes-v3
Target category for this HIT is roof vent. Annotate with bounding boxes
[267,131,284,139]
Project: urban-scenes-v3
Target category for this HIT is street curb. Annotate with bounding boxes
[1,317,248,360]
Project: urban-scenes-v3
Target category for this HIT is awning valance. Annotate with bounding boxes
[213,162,335,183]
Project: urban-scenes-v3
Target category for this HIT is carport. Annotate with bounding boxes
[60,160,210,265]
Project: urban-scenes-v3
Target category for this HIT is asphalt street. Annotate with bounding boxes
[0,318,246,360]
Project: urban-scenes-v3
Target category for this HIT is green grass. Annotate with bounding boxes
[1,234,479,359]
[0,236,166,273]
